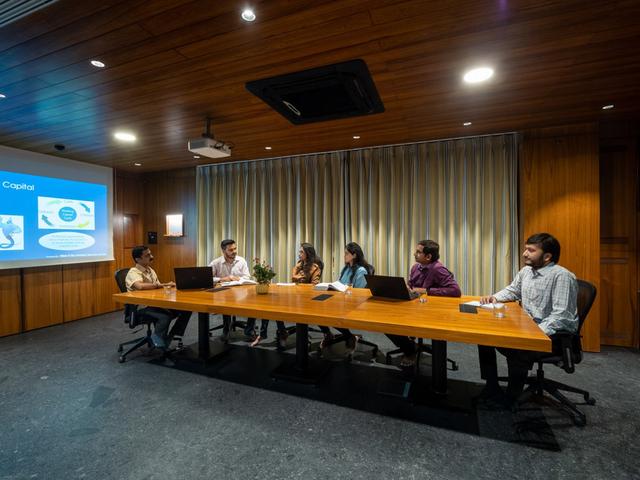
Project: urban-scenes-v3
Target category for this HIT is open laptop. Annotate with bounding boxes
[365,275,420,300]
[174,267,214,290]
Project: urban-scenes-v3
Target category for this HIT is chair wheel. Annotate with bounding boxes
[573,416,587,427]
[117,346,123,353]
[118,356,125,363]
[586,397,596,405]
[451,364,459,371]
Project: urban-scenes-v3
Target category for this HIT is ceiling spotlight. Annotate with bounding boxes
[265,146,272,150]
[134,162,142,167]
[352,135,361,139]
[463,122,472,126]
[463,67,494,84]
[602,104,614,110]
[0,93,6,99]
[241,9,256,21]
[90,60,106,68]
[114,131,137,142]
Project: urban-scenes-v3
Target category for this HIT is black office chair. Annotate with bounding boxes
[516,279,597,426]
[115,268,157,363]
[316,265,380,361]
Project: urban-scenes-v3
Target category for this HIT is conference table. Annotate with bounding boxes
[113,284,550,395]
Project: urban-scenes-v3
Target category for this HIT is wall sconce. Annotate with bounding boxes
[165,214,184,237]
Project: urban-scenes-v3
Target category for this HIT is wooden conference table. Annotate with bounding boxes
[113,284,550,394]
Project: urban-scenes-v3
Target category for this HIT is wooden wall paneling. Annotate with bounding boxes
[22,266,64,331]
[62,263,96,321]
[142,168,197,282]
[599,129,639,347]
[94,261,119,313]
[521,124,601,352]
[0,269,22,336]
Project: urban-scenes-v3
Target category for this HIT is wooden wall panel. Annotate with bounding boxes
[95,261,119,313]
[0,269,21,336]
[599,124,639,347]
[23,266,64,331]
[521,124,601,352]
[62,263,96,321]
[141,168,197,282]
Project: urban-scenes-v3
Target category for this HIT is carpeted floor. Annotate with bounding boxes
[0,311,638,479]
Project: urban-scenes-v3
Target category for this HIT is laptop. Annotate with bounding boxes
[174,267,214,290]
[364,275,420,300]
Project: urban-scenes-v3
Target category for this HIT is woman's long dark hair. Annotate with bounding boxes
[300,242,324,274]
[340,242,373,284]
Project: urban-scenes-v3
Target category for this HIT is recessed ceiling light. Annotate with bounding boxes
[352,135,361,139]
[463,122,472,126]
[134,163,142,167]
[0,93,6,99]
[90,60,105,68]
[463,67,494,84]
[193,155,201,159]
[241,9,256,21]
[264,146,272,150]
[602,104,614,110]
[114,131,136,142]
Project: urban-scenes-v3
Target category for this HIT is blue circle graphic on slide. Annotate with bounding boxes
[58,206,77,222]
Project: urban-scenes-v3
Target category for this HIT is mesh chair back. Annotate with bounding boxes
[115,268,130,293]
[572,279,597,360]
[576,279,597,332]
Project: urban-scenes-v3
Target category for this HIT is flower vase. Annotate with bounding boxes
[255,283,270,295]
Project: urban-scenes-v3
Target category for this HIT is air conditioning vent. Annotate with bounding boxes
[0,0,57,27]
[246,59,385,125]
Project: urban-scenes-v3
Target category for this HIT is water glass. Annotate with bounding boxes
[493,302,506,318]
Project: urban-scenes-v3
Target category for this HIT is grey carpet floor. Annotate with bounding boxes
[0,312,639,480]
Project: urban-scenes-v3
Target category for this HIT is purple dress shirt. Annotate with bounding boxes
[408,261,461,297]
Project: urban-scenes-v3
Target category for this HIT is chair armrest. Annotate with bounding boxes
[549,332,576,373]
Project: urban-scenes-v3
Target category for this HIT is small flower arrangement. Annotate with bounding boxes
[253,258,276,284]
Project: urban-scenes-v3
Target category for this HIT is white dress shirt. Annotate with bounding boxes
[208,255,251,283]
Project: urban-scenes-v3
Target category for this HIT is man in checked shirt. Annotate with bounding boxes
[477,233,579,408]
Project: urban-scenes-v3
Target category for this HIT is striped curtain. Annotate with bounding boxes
[197,153,345,283]
[197,134,518,294]
[345,135,518,295]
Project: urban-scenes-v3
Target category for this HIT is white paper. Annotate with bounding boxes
[220,279,258,286]
[464,300,504,310]
[314,281,347,292]
[276,282,296,286]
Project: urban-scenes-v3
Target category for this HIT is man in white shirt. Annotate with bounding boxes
[209,239,257,341]
[125,245,192,350]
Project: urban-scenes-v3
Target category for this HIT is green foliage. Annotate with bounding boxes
[252,258,276,284]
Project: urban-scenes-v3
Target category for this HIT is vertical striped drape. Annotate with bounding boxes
[197,134,518,294]
[197,153,345,283]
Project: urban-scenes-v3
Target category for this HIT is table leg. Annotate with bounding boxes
[172,312,231,364]
[271,322,329,384]
[431,340,448,395]
[198,312,210,358]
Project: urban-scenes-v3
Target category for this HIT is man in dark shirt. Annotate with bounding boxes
[387,239,461,366]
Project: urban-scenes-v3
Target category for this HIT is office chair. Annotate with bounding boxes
[515,279,597,426]
[115,268,156,363]
[315,265,380,361]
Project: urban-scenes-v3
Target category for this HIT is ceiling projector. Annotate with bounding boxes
[188,137,231,159]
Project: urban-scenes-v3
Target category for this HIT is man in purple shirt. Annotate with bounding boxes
[387,239,461,366]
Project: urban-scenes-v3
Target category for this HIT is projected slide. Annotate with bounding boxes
[0,170,109,261]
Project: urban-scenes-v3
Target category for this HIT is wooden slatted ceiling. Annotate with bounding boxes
[0,0,639,171]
